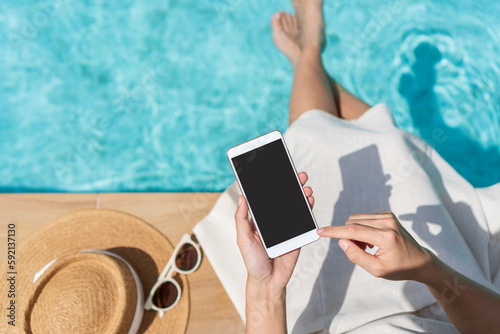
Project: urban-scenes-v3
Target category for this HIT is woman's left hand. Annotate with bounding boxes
[235,171,315,288]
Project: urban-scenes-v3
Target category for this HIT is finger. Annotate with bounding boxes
[345,218,395,229]
[235,195,253,244]
[339,239,379,273]
[308,195,314,208]
[317,224,382,245]
[303,186,313,197]
[348,212,393,220]
[298,171,308,186]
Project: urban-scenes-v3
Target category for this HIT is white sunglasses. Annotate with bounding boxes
[144,234,202,318]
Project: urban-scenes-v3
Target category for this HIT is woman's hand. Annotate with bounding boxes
[236,172,315,333]
[317,211,434,282]
[235,171,315,288]
[318,211,500,333]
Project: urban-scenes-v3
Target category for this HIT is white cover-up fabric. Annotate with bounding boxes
[193,104,500,333]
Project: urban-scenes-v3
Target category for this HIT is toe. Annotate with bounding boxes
[271,12,281,28]
[291,14,299,31]
[279,11,289,30]
[284,12,293,31]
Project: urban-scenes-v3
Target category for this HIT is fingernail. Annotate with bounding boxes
[339,240,348,251]
[316,227,324,234]
[238,196,243,206]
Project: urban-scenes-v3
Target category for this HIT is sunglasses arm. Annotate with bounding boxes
[143,234,198,313]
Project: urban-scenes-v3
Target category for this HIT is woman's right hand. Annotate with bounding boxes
[317,211,435,282]
[318,211,500,334]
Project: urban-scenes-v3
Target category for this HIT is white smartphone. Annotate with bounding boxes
[227,130,319,258]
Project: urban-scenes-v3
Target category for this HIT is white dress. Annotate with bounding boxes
[194,104,500,333]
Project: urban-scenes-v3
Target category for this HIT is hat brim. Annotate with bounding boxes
[0,209,189,333]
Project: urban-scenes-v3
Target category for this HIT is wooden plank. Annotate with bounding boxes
[0,193,244,333]
[0,193,98,254]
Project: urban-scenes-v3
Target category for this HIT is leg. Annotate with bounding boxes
[274,1,337,124]
[271,3,371,124]
[289,45,338,124]
[329,78,371,120]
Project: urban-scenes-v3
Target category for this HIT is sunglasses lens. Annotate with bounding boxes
[176,244,198,271]
[152,281,178,309]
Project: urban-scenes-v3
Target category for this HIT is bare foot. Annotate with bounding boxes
[271,11,301,68]
[292,0,325,50]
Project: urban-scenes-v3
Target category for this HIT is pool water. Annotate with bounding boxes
[1,0,499,192]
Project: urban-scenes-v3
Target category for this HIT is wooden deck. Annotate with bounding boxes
[0,193,244,333]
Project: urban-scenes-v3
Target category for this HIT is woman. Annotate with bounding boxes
[234,0,500,333]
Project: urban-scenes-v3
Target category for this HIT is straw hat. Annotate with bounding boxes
[0,209,189,333]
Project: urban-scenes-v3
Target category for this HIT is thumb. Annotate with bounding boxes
[235,195,253,244]
[338,239,377,273]
[235,195,249,222]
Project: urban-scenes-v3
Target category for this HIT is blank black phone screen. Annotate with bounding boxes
[232,139,316,247]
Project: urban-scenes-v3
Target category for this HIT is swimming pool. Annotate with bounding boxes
[1,0,499,192]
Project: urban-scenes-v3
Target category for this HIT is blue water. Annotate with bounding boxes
[1,0,499,192]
